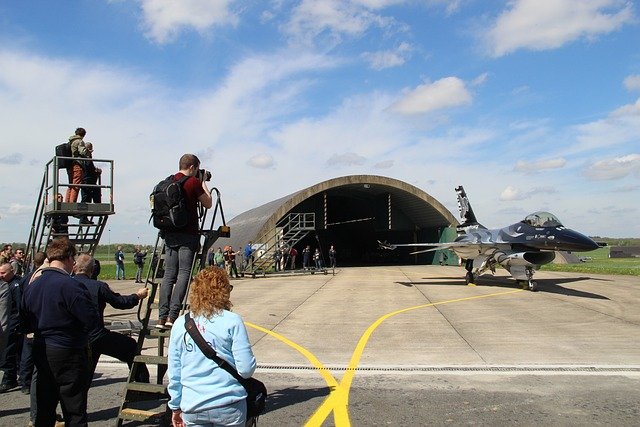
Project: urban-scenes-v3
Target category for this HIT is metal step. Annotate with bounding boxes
[126,381,166,394]
[134,355,168,365]
[118,407,166,422]
[148,328,172,338]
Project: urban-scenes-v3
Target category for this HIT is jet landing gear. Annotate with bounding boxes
[523,267,537,292]
[464,259,475,285]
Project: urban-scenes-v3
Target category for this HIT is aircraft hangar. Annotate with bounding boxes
[226,175,459,266]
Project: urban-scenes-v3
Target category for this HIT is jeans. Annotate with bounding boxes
[159,242,197,321]
[115,262,125,280]
[0,330,23,385]
[19,336,34,387]
[182,399,246,427]
[135,263,144,282]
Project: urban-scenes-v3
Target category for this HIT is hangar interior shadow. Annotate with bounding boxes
[286,185,452,267]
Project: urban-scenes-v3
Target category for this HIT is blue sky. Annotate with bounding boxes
[1,0,639,245]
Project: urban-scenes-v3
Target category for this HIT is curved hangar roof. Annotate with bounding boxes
[227,175,458,249]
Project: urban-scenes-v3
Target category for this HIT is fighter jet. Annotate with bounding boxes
[379,186,600,291]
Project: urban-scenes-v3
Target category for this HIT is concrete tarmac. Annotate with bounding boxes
[1,266,639,426]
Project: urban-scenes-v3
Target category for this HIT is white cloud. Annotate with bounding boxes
[390,76,472,115]
[373,159,394,169]
[470,72,489,87]
[247,154,276,169]
[514,157,566,174]
[584,153,640,180]
[326,152,367,167]
[498,185,557,201]
[572,98,640,153]
[7,203,32,215]
[624,74,640,92]
[500,185,526,201]
[362,42,412,70]
[485,0,634,57]
[285,0,400,45]
[0,153,23,165]
[139,0,239,43]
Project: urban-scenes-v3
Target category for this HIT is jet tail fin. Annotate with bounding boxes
[455,186,485,231]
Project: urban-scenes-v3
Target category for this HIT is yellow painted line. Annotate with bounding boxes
[306,288,524,426]
[245,322,339,390]
[246,322,345,425]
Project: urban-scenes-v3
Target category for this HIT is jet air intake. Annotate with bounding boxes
[494,251,556,267]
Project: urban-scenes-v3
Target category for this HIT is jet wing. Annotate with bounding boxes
[378,240,509,257]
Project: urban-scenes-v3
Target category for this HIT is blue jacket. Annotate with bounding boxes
[21,268,99,349]
[74,274,140,343]
[167,311,256,414]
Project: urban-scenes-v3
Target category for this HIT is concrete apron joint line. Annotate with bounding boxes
[252,274,336,348]
[409,269,489,364]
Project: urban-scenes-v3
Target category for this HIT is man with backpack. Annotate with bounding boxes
[65,127,89,203]
[155,154,212,329]
[133,247,146,283]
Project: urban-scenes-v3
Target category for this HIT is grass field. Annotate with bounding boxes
[89,247,640,280]
[93,251,148,281]
[541,247,640,276]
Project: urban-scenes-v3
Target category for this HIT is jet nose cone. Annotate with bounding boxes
[563,230,599,251]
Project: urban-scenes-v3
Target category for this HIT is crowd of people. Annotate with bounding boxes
[208,242,338,274]
[0,239,149,426]
[0,146,346,426]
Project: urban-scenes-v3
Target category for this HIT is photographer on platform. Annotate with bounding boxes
[157,154,212,329]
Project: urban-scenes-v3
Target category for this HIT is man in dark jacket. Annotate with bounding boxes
[21,238,99,426]
[0,262,23,393]
[72,254,149,383]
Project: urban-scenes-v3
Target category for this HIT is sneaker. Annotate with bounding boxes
[165,318,176,328]
[0,382,18,393]
[155,319,166,329]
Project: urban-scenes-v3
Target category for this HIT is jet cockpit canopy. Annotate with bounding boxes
[522,211,562,228]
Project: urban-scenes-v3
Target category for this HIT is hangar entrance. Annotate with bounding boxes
[285,183,451,266]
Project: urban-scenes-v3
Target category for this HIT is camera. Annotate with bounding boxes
[198,169,212,182]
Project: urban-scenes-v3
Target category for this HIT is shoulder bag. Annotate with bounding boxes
[184,313,267,424]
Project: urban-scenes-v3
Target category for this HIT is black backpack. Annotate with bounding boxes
[55,142,72,169]
[150,175,190,231]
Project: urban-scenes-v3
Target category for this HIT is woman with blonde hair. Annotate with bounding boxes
[168,267,256,427]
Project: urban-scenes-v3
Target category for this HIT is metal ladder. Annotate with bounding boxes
[25,156,115,259]
[115,188,230,426]
[245,213,315,276]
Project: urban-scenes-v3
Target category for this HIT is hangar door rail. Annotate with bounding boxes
[247,212,315,275]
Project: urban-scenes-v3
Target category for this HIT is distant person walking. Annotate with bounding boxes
[114,246,125,280]
[243,242,254,271]
[314,248,323,270]
[289,247,298,270]
[133,247,146,283]
[302,245,311,270]
[328,245,337,268]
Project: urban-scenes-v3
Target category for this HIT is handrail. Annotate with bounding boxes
[25,156,117,261]
[246,212,315,274]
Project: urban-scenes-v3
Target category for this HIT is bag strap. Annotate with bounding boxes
[184,312,246,386]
